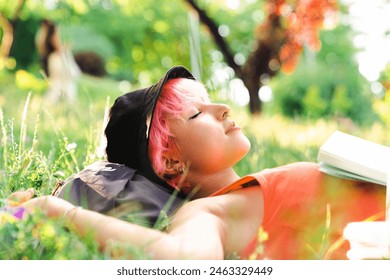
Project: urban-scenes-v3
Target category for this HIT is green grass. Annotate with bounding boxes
[1,69,389,259]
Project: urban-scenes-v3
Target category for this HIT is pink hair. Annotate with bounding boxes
[148,78,208,186]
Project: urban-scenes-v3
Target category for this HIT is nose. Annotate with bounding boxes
[215,103,230,120]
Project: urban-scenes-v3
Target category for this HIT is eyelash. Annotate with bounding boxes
[188,111,202,120]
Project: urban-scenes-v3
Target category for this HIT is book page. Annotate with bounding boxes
[318,131,390,185]
[319,162,384,185]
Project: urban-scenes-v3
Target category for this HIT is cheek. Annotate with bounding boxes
[179,129,219,155]
[175,128,220,162]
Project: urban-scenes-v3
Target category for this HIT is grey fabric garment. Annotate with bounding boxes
[53,161,187,227]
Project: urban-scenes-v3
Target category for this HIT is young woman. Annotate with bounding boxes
[10,66,386,259]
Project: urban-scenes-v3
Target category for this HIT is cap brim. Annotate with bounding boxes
[144,65,195,137]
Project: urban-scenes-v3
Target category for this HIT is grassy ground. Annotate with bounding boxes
[0,70,389,259]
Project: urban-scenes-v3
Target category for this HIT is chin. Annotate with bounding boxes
[234,135,251,162]
[240,134,251,153]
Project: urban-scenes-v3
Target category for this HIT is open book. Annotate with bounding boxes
[317,130,390,186]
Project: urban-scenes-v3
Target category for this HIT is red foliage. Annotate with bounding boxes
[271,0,339,73]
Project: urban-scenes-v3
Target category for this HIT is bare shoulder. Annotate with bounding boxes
[175,187,262,217]
[170,187,264,257]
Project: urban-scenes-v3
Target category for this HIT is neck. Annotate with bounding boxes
[185,168,241,198]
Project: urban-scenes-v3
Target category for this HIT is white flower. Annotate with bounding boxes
[66,142,77,152]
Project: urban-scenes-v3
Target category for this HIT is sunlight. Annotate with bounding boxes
[118,80,132,94]
[225,0,240,10]
[43,0,57,10]
[343,0,390,81]
[258,85,273,103]
[228,79,249,107]
[218,25,230,37]
[15,70,46,91]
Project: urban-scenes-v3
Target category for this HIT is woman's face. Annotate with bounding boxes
[167,81,251,175]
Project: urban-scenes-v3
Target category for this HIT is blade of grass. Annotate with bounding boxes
[0,108,7,170]
[96,96,110,159]
[188,12,202,80]
[24,113,40,171]
[19,92,31,157]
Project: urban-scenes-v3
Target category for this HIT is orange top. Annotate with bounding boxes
[211,162,386,259]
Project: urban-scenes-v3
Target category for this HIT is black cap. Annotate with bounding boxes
[105,66,195,191]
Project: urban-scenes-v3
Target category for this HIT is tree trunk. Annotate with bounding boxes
[0,0,26,60]
[240,39,279,114]
[239,14,285,114]
[0,13,14,59]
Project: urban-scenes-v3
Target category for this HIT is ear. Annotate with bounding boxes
[161,153,183,179]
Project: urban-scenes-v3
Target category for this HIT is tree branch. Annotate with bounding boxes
[183,0,241,75]
[0,0,26,59]
[0,12,14,58]
[12,0,27,22]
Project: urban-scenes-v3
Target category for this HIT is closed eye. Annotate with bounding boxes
[188,111,202,120]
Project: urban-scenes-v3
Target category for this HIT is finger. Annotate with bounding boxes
[25,188,35,197]
[7,188,35,206]
[347,246,390,260]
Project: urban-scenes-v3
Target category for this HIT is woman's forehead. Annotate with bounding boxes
[192,92,210,103]
[181,79,210,102]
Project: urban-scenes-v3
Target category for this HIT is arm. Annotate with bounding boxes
[21,185,263,259]
[22,195,226,259]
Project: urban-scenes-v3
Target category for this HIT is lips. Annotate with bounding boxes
[225,121,240,134]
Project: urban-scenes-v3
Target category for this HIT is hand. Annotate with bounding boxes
[6,188,35,207]
[21,195,75,218]
[344,221,390,259]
